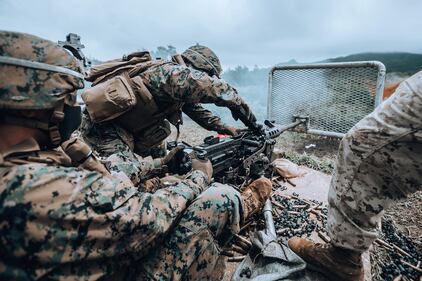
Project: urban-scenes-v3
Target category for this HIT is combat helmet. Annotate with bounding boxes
[0,31,85,146]
[181,44,222,78]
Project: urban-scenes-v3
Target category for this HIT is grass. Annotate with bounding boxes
[283,150,335,174]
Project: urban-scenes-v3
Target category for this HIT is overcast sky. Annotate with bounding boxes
[1,0,421,69]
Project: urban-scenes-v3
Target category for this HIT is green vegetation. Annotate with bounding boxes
[283,150,335,174]
[151,45,177,60]
[325,52,422,74]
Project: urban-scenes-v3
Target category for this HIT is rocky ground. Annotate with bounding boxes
[173,121,421,280]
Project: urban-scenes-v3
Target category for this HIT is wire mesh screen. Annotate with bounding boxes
[268,61,385,137]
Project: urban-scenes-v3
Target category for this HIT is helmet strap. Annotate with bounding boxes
[48,101,65,146]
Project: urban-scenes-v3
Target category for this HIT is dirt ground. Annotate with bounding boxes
[172,120,421,280]
[385,192,422,250]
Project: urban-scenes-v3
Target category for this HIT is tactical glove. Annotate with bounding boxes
[230,99,257,129]
[142,177,164,193]
[241,177,272,219]
[161,145,185,166]
[160,145,192,175]
[220,126,247,136]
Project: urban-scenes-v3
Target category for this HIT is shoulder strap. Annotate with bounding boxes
[86,51,152,83]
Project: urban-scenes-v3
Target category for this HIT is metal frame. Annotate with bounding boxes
[267,61,386,138]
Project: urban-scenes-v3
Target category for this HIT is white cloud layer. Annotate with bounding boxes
[1,0,421,68]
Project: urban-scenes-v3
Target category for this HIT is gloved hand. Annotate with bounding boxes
[191,157,213,181]
[230,99,257,129]
[161,145,185,166]
[160,145,192,175]
[220,126,248,136]
[143,177,164,193]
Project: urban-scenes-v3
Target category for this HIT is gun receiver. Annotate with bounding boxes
[169,120,299,184]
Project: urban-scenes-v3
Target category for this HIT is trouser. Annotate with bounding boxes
[139,183,243,280]
[327,71,422,251]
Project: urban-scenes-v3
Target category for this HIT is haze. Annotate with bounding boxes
[1,0,421,69]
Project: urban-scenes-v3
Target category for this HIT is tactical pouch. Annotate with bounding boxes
[82,75,137,123]
[133,120,171,154]
[130,76,154,104]
[114,76,159,133]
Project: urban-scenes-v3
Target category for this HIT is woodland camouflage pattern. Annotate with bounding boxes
[81,57,256,156]
[139,59,254,130]
[140,183,242,280]
[181,44,222,77]
[0,31,244,280]
[327,70,422,251]
[0,31,84,109]
[81,113,161,185]
[0,140,243,280]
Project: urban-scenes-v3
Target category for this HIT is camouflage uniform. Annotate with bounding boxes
[81,45,256,157]
[0,31,244,280]
[82,118,162,186]
[327,70,422,251]
[0,142,242,280]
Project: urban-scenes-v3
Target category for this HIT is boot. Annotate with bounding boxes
[288,237,364,281]
[241,177,272,219]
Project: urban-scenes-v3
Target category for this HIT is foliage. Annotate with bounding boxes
[151,45,177,60]
[202,65,270,125]
[325,52,422,74]
[283,150,335,174]
[222,65,270,87]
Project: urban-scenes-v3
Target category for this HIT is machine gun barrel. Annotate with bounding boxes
[264,119,303,139]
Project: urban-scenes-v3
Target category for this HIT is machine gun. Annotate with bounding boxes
[168,119,303,184]
[58,33,91,73]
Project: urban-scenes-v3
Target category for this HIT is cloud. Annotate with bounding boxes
[1,0,421,68]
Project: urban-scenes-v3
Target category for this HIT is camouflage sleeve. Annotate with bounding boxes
[182,103,234,134]
[105,150,161,186]
[144,64,248,112]
[0,163,209,279]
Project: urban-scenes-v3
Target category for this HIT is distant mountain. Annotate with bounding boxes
[276,59,298,66]
[324,52,422,73]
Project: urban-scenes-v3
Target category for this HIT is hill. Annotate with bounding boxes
[324,52,422,73]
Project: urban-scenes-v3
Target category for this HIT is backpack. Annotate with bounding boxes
[82,51,165,123]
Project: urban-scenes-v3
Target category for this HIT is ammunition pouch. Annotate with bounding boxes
[133,120,171,155]
[82,74,137,123]
[82,51,157,124]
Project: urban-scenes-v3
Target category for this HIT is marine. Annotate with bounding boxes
[288,71,422,281]
[0,31,272,280]
[80,44,258,158]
